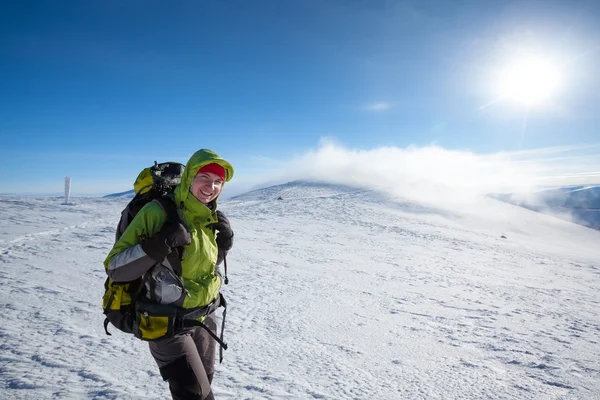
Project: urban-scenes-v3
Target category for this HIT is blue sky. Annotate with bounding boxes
[2,0,599,196]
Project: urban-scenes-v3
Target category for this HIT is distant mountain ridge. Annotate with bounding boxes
[491,185,600,230]
[104,189,135,198]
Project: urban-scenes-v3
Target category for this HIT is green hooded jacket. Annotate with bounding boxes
[104,149,234,309]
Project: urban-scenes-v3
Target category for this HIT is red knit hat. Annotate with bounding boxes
[196,163,226,181]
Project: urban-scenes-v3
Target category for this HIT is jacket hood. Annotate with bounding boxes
[175,149,234,207]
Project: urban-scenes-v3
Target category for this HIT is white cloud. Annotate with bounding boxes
[365,102,391,112]
[234,140,600,205]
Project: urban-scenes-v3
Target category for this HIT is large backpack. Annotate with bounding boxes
[102,161,228,360]
[102,161,186,336]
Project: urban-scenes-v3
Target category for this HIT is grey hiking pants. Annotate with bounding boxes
[149,313,217,400]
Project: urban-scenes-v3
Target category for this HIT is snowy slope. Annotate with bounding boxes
[1,183,599,399]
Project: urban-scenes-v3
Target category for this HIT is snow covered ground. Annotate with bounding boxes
[1,182,599,399]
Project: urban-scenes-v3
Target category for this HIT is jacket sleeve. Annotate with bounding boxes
[104,202,167,282]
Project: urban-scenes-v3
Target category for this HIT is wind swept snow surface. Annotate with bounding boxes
[1,185,599,399]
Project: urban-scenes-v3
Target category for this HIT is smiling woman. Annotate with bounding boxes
[495,54,563,107]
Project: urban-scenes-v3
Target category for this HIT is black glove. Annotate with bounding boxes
[141,221,191,262]
[214,210,234,251]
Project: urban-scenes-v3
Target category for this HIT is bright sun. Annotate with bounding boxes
[495,55,563,107]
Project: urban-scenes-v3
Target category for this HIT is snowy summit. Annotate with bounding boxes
[1,181,599,399]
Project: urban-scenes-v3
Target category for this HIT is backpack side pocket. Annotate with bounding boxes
[103,282,135,334]
[133,301,177,341]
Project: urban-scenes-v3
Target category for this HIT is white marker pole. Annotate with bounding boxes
[64,177,71,204]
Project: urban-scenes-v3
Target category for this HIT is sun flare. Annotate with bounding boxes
[495,55,562,107]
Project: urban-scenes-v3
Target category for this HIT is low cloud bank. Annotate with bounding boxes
[225,140,600,207]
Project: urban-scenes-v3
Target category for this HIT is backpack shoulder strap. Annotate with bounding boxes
[153,195,182,225]
[152,195,187,265]
[116,192,155,241]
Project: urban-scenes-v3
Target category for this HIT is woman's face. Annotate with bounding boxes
[190,172,223,204]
